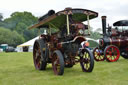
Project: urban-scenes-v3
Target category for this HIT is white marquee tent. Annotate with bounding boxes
[16,36,39,52]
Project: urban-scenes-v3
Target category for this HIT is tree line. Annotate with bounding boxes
[0,12,38,47]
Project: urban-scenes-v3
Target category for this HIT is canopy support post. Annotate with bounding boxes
[66,14,70,35]
[87,15,90,34]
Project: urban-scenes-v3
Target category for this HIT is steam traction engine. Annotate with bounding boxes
[29,8,98,75]
[93,16,128,62]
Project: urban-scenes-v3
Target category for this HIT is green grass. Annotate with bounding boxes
[0,52,128,85]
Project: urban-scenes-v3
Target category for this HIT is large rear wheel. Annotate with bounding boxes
[52,50,64,75]
[93,47,105,61]
[104,45,120,62]
[33,40,47,70]
[80,48,94,72]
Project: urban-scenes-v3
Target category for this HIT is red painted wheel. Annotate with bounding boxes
[52,50,64,75]
[33,40,47,70]
[104,45,120,62]
[93,47,105,61]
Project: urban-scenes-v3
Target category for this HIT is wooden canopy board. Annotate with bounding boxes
[28,8,98,30]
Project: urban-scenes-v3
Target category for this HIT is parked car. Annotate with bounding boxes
[5,46,15,52]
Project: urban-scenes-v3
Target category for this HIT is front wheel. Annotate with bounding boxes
[52,50,64,75]
[93,47,105,61]
[80,48,94,72]
[104,45,120,62]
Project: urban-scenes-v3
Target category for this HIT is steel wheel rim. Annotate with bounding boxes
[94,47,104,61]
[81,51,91,71]
[33,43,42,69]
[105,46,120,62]
[52,54,60,75]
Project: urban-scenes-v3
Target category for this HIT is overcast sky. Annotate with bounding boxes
[0,0,128,29]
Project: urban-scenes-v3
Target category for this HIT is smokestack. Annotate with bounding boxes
[101,16,107,37]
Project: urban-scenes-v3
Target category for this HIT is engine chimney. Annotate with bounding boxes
[101,16,107,37]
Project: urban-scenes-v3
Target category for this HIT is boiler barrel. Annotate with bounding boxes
[99,38,128,48]
[110,38,128,47]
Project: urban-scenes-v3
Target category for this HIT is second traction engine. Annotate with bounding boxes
[93,16,128,62]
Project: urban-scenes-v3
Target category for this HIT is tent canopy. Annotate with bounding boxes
[17,36,39,47]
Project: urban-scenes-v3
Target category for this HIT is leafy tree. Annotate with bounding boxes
[0,27,25,47]
[84,27,102,39]
[89,31,102,39]
[15,22,27,34]
[2,11,38,41]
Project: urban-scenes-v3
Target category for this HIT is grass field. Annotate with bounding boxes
[0,52,128,85]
